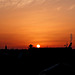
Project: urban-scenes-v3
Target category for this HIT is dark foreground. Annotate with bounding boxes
[0,48,75,75]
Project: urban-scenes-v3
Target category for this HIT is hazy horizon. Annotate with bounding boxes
[0,0,75,49]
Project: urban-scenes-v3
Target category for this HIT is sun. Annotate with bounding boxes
[37,44,40,48]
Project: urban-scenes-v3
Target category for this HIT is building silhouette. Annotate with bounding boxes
[5,45,7,50]
[29,44,33,49]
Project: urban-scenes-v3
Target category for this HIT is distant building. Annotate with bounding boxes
[5,45,7,50]
[29,44,33,49]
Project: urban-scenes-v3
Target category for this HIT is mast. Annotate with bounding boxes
[68,34,72,48]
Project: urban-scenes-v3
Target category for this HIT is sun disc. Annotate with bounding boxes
[37,44,40,48]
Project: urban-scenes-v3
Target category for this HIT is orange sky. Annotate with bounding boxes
[0,0,75,49]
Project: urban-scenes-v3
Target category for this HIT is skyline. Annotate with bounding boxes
[0,0,75,49]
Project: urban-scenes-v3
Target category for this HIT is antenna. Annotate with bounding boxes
[68,34,72,48]
[70,34,72,43]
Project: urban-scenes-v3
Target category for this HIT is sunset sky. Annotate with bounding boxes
[0,0,75,49]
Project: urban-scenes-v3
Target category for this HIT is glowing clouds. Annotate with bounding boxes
[0,0,45,9]
[0,0,75,11]
[56,7,62,11]
[36,0,45,4]
[0,0,34,8]
[69,5,75,10]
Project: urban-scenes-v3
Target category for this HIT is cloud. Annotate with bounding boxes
[0,0,46,9]
[69,5,75,10]
[0,0,34,8]
[0,0,75,11]
[36,0,45,3]
[56,6,62,11]
[57,0,60,1]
